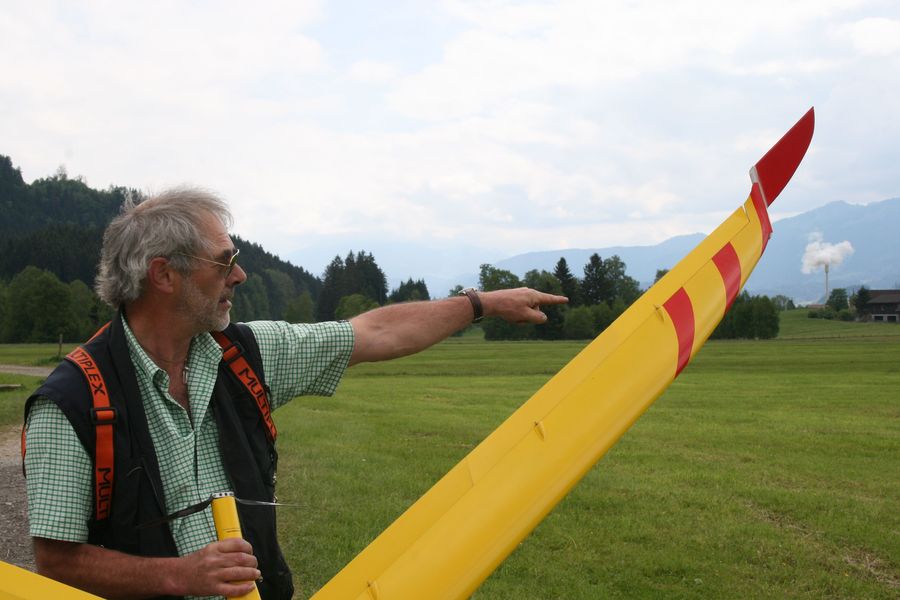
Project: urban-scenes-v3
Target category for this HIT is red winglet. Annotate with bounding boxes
[749,107,815,206]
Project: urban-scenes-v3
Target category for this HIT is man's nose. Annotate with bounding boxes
[229,263,248,285]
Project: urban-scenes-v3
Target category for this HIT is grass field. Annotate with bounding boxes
[0,343,77,366]
[2,311,898,598]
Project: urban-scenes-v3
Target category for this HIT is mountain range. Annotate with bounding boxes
[447,198,900,304]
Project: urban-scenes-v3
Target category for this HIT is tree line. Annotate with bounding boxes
[0,266,114,343]
[472,256,635,341]
[0,254,786,343]
[467,256,781,341]
[0,255,433,342]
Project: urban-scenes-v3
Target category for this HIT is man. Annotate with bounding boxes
[23,188,567,600]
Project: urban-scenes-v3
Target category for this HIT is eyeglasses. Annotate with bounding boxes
[177,248,240,278]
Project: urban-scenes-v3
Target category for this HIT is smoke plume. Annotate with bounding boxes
[801,232,854,274]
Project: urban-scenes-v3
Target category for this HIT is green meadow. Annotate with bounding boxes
[2,310,898,598]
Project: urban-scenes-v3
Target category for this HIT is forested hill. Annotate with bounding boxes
[0,154,321,297]
[0,155,131,236]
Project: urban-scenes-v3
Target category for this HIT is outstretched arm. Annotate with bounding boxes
[348,287,567,366]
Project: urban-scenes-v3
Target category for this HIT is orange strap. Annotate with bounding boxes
[66,346,116,521]
[212,331,277,443]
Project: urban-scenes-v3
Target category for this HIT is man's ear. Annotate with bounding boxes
[146,257,179,295]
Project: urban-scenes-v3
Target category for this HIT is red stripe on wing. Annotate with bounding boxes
[712,242,742,312]
[663,287,695,377]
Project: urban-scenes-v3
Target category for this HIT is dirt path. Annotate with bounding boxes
[0,424,34,570]
[0,364,52,377]
[0,364,45,570]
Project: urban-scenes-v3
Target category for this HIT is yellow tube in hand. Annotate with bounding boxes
[211,492,261,600]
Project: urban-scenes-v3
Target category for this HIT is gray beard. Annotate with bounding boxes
[177,277,231,333]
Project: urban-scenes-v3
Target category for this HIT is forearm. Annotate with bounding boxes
[35,538,184,600]
[349,295,474,365]
[34,537,259,600]
[348,287,568,365]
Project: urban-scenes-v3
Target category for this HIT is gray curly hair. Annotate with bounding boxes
[95,187,233,307]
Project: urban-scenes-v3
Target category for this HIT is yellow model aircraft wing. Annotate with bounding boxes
[312,108,816,600]
[0,561,105,600]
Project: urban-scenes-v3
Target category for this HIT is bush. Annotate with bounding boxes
[712,292,780,339]
[589,303,615,335]
[3,266,77,342]
[751,296,780,339]
[563,306,595,339]
[808,307,839,320]
[335,294,379,320]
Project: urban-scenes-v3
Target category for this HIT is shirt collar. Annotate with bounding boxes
[121,316,224,386]
[121,315,166,385]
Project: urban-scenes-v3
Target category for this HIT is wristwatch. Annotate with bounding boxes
[459,287,484,323]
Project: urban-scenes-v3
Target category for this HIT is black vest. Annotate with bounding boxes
[24,313,294,600]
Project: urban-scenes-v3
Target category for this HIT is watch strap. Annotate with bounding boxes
[459,288,484,322]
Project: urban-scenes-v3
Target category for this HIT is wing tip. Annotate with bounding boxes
[750,107,815,207]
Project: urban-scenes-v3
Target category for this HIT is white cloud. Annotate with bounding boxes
[387,0,861,122]
[838,16,900,56]
[349,59,400,84]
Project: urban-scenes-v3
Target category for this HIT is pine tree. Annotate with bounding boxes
[852,286,871,317]
[316,255,346,321]
[390,279,431,302]
[581,254,612,306]
[553,257,580,306]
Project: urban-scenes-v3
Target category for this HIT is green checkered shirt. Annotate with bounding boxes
[25,318,354,598]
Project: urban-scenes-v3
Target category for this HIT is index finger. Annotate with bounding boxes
[534,292,569,305]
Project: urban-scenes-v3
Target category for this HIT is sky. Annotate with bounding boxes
[2,0,899,292]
